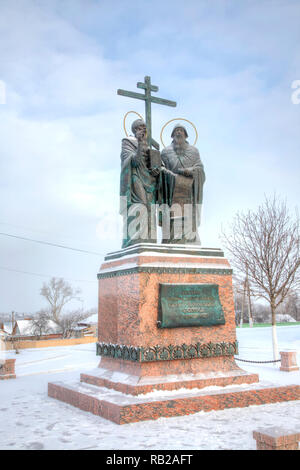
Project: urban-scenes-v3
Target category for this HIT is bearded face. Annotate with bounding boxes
[134,124,147,143]
[172,127,187,154]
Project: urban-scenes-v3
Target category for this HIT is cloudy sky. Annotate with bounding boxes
[0,0,299,313]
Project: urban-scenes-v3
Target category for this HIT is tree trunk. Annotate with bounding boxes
[271,301,279,362]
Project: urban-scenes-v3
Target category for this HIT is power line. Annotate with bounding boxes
[0,266,97,283]
[0,232,105,256]
[0,221,92,246]
[0,222,98,248]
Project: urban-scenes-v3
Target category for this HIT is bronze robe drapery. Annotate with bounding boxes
[160,142,205,244]
[120,137,158,248]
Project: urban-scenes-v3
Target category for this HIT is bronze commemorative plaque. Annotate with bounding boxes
[158,283,225,328]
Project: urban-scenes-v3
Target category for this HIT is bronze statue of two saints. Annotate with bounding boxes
[120,118,205,248]
[118,76,205,248]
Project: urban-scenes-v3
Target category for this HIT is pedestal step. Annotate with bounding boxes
[48,379,300,425]
[80,367,259,395]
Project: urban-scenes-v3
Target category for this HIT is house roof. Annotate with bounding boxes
[2,323,12,335]
[14,320,61,336]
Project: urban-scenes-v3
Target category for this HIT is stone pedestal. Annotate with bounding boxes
[92,244,257,393]
[280,350,299,372]
[253,427,300,450]
[0,359,16,380]
[48,244,300,424]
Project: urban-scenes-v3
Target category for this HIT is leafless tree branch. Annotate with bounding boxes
[221,195,299,358]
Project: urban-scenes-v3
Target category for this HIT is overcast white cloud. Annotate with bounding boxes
[0,0,299,312]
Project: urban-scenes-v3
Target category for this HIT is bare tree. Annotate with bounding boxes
[40,277,81,325]
[222,195,300,360]
[277,289,300,321]
[30,310,53,339]
[252,303,270,324]
[232,276,244,326]
[40,278,92,338]
[57,310,90,338]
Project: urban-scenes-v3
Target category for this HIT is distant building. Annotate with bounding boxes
[0,322,11,336]
[0,324,9,354]
[0,324,6,339]
[77,314,98,337]
[9,319,62,341]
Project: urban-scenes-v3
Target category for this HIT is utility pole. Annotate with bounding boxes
[246,267,254,327]
[11,311,15,334]
[239,268,254,328]
[239,280,246,328]
[11,311,19,354]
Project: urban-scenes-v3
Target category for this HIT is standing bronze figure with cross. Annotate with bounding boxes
[118,76,177,248]
[117,75,177,149]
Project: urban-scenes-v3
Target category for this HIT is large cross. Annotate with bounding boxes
[117,75,177,149]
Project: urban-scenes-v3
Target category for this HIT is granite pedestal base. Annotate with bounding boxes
[48,244,298,423]
[48,379,300,425]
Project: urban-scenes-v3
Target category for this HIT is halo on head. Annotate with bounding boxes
[123,111,144,137]
[160,118,198,148]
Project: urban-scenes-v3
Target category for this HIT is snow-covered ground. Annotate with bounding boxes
[0,325,299,450]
